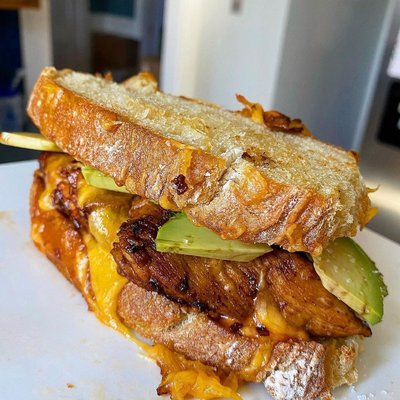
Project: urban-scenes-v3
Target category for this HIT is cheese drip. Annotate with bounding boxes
[81,191,245,399]
[254,271,308,340]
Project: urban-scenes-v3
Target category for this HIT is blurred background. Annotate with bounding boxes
[0,0,398,242]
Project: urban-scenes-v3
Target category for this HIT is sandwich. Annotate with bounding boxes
[0,67,387,400]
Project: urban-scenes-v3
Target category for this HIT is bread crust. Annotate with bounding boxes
[187,164,342,255]
[27,67,371,255]
[264,340,326,400]
[117,281,264,377]
[27,68,226,212]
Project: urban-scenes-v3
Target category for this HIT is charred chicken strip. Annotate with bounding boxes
[262,251,371,337]
[112,208,371,338]
[112,211,259,323]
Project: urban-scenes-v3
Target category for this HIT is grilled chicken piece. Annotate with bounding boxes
[38,152,88,229]
[112,210,371,338]
[262,251,371,337]
[112,213,258,322]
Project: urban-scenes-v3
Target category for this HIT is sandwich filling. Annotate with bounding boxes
[30,151,373,399]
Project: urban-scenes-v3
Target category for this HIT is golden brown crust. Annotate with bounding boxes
[116,280,359,396]
[27,68,226,212]
[117,281,264,377]
[27,68,371,255]
[186,169,340,255]
[187,159,370,255]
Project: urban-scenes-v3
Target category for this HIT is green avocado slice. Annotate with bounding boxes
[156,213,273,262]
[0,132,62,152]
[81,166,130,194]
[313,237,387,325]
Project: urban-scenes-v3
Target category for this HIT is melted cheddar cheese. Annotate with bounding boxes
[239,342,272,383]
[84,235,131,335]
[75,182,244,399]
[254,271,308,340]
[147,344,242,400]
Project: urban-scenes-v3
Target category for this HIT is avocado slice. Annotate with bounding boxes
[313,237,387,325]
[0,132,62,152]
[81,166,130,194]
[156,213,272,262]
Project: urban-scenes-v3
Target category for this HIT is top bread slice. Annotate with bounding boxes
[27,67,371,255]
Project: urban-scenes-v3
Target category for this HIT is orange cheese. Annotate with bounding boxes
[82,201,244,399]
[254,271,309,340]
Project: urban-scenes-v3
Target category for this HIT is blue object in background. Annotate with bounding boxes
[0,10,39,162]
[0,10,24,132]
[0,11,22,87]
[89,0,135,18]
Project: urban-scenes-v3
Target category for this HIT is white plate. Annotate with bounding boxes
[0,160,399,400]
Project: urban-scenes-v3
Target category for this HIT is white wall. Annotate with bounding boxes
[273,0,392,149]
[19,0,53,96]
[161,0,291,109]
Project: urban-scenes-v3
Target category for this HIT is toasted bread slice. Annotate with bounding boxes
[27,67,371,255]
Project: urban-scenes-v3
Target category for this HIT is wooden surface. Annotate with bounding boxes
[0,0,39,9]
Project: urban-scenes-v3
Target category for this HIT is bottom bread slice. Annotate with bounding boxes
[29,168,360,400]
